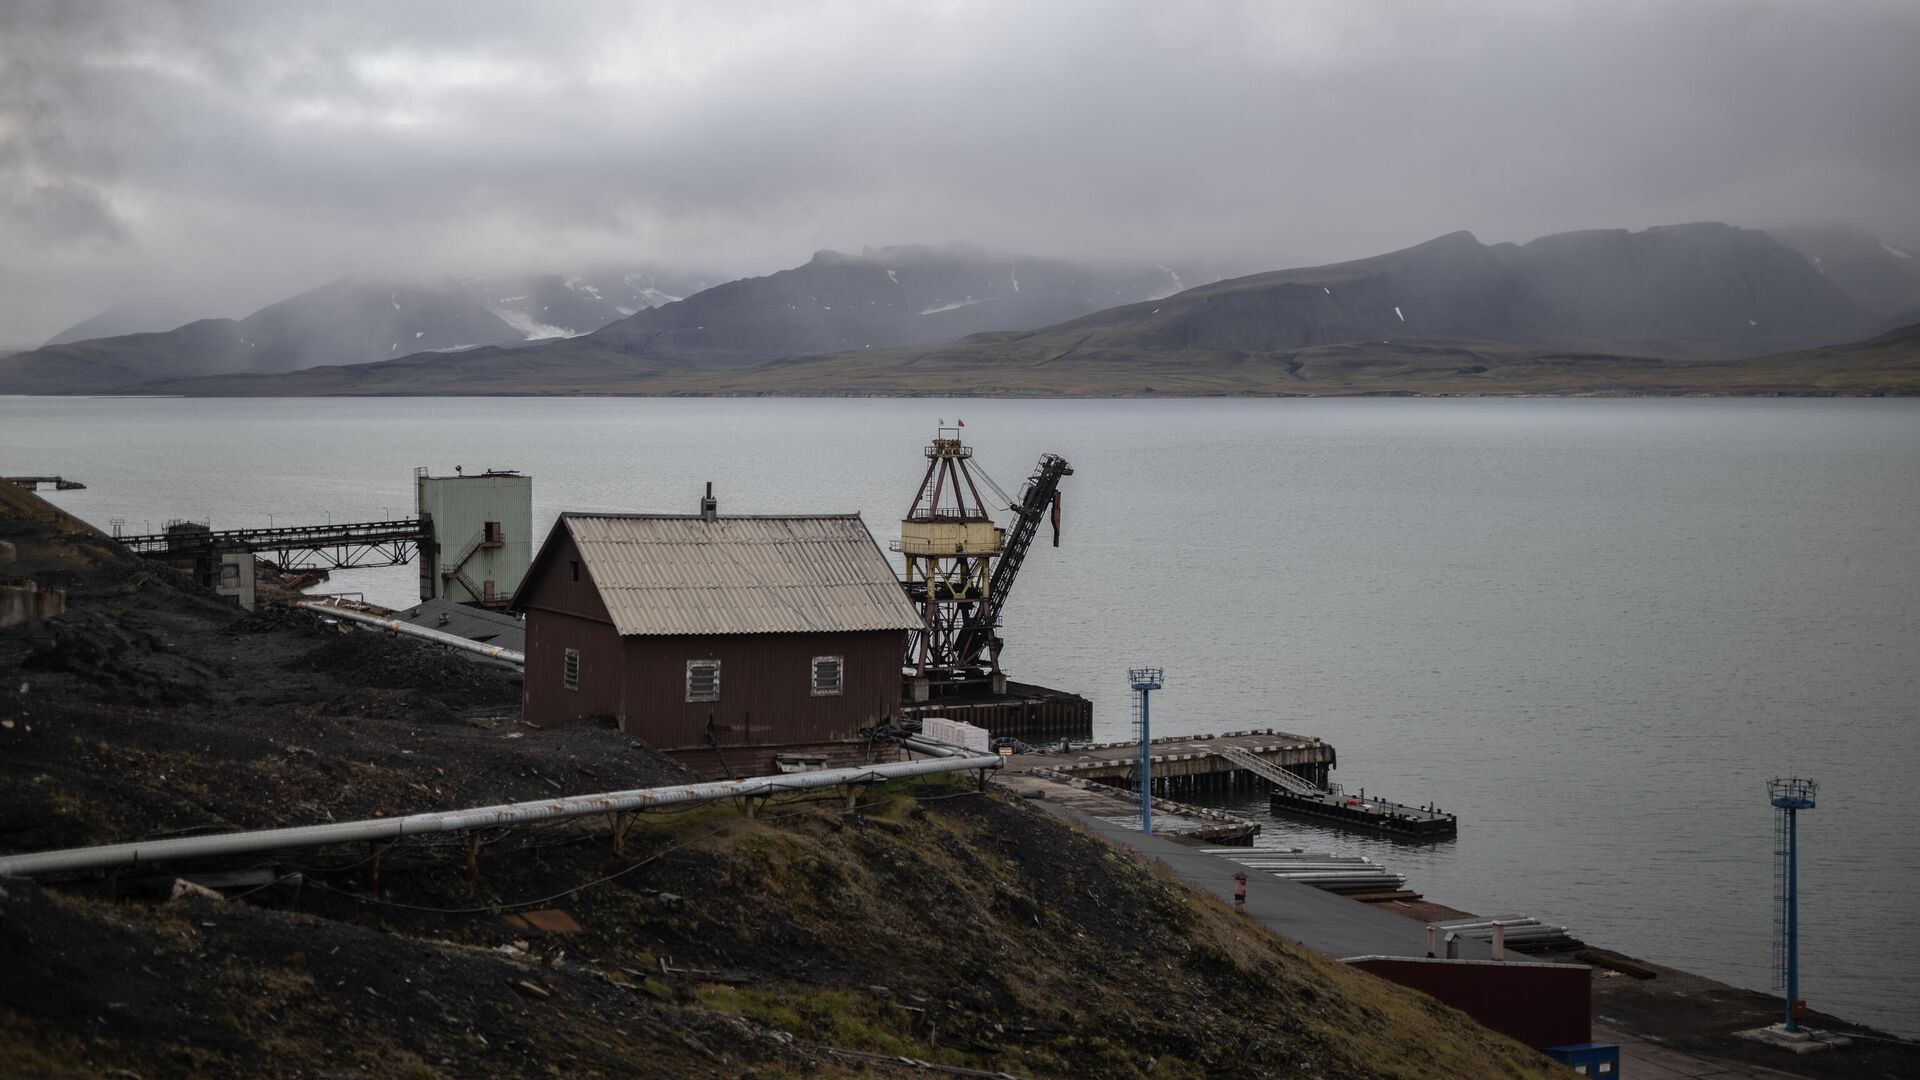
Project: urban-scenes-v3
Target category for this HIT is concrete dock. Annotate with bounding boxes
[997,768,1260,845]
[1004,728,1337,795]
[1034,800,1492,960]
[1005,728,1454,838]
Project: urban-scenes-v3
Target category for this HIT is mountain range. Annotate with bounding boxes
[0,250,1191,393]
[5,224,1918,397]
[3,269,716,394]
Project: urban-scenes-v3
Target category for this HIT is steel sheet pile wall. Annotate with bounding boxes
[902,692,1092,741]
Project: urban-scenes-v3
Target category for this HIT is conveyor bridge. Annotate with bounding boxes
[117,518,430,571]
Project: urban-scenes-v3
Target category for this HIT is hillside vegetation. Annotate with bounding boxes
[0,483,1551,1078]
[135,319,1920,398]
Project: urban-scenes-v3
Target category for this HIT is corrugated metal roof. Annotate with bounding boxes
[391,597,527,652]
[564,514,921,637]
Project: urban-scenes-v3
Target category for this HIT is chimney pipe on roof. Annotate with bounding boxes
[701,482,718,522]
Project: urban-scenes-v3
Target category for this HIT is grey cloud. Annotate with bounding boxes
[1,0,1916,343]
[2,180,127,243]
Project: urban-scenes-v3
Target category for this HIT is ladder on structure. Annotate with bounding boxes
[1773,802,1791,988]
[1213,744,1325,796]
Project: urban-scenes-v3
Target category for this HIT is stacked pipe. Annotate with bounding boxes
[1428,915,1578,951]
[1199,849,1407,894]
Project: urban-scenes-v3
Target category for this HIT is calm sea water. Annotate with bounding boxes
[4,395,1917,1036]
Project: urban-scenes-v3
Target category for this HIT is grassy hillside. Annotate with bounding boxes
[0,483,1553,1078]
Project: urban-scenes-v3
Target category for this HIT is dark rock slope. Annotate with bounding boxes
[573,245,1189,365]
[1023,223,1868,360]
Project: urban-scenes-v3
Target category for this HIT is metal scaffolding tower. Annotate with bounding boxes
[1768,776,1817,1033]
[1129,668,1163,834]
[896,426,1071,696]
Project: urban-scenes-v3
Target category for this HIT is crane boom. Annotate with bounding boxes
[951,453,1072,668]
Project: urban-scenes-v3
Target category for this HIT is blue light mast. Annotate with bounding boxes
[1129,668,1163,834]
[1768,777,1817,1033]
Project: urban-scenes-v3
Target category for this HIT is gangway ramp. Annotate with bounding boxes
[1212,743,1325,795]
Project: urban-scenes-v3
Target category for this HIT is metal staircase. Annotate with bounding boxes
[438,524,509,606]
[1213,744,1324,796]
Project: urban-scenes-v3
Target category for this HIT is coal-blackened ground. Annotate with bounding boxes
[0,482,1552,1078]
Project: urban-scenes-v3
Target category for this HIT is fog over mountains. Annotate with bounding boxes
[3,269,716,393]
[566,248,1194,364]
[0,249,1206,393]
[15,221,1909,398]
[5,3,1917,353]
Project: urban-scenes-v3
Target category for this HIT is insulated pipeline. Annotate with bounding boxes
[295,600,526,666]
[0,752,1003,878]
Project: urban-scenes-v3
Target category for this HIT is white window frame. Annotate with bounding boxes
[562,648,580,692]
[810,655,844,697]
[686,659,721,703]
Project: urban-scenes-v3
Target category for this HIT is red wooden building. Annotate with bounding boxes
[513,505,921,776]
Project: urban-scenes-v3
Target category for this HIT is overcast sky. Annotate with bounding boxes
[2,0,1916,343]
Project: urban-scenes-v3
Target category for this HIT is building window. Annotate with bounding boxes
[570,559,580,582]
[686,659,721,703]
[810,655,844,696]
[563,648,580,692]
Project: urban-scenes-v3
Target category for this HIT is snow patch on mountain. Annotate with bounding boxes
[1145,265,1186,301]
[489,304,578,340]
[920,298,990,315]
